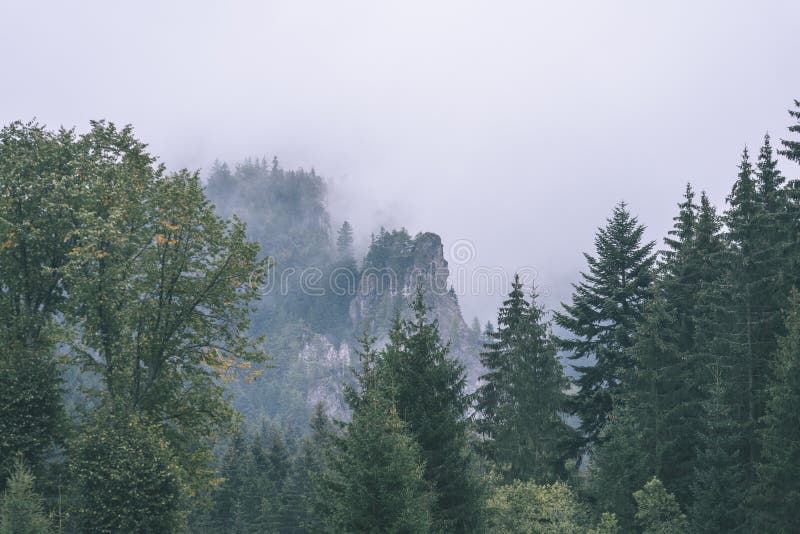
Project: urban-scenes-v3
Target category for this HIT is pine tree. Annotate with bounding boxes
[281,404,332,533]
[335,221,355,260]
[752,290,800,532]
[689,365,745,533]
[591,291,691,527]
[477,275,573,482]
[0,458,51,534]
[324,334,432,533]
[705,146,788,493]
[554,202,656,446]
[779,99,800,164]
[378,287,484,532]
[633,477,688,534]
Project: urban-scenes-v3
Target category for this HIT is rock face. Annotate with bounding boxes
[297,232,483,419]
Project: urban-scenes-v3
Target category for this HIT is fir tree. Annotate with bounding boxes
[324,334,432,533]
[477,275,573,482]
[0,458,50,534]
[336,221,355,260]
[377,287,484,532]
[554,202,656,446]
[689,365,745,533]
[752,290,800,532]
[779,99,800,164]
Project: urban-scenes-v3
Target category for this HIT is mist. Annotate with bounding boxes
[4,0,800,322]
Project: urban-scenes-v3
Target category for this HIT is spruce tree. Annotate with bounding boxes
[477,275,573,483]
[752,290,800,532]
[0,458,50,534]
[335,221,355,260]
[705,146,788,493]
[554,202,656,446]
[779,99,800,163]
[378,287,484,532]
[689,365,745,533]
[324,334,432,533]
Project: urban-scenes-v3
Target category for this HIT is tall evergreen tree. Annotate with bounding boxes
[779,99,800,164]
[378,287,484,532]
[324,334,432,533]
[689,364,746,533]
[335,221,354,260]
[752,290,800,532]
[477,275,573,482]
[554,202,656,445]
[0,458,51,534]
[705,146,788,494]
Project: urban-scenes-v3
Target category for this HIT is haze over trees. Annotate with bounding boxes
[1,99,800,532]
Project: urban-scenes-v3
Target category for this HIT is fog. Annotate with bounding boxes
[3,0,800,322]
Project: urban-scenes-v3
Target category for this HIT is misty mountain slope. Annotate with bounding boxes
[205,160,483,427]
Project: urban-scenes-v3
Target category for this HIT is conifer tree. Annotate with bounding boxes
[335,221,355,260]
[0,458,51,534]
[779,99,800,163]
[554,202,656,445]
[704,146,788,492]
[752,290,800,532]
[378,287,484,532]
[281,404,332,533]
[324,334,432,533]
[477,275,573,482]
[689,365,745,533]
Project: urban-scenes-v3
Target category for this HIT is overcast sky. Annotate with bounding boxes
[2,1,799,322]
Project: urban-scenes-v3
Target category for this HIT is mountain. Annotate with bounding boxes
[205,160,483,428]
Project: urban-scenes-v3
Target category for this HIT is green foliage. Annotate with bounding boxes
[377,287,485,532]
[325,388,432,533]
[588,513,620,534]
[71,410,183,533]
[0,121,72,483]
[689,365,745,533]
[633,477,688,534]
[554,202,656,446]
[0,458,50,534]
[486,480,587,534]
[478,275,574,483]
[59,122,267,493]
[752,290,800,532]
[0,347,62,488]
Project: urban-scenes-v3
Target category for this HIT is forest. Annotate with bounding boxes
[1,98,800,533]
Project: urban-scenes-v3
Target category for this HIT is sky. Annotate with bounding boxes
[2,0,799,323]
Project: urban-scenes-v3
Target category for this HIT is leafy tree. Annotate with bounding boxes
[0,347,62,488]
[633,477,688,534]
[588,513,620,534]
[376,288,485,532]
[0,121,72,483]
[0,457,51,534]
[554,202,656,446]
[62,122,267,493]
[752,290,800,532]
[477,275,573,482]
[485,480,587,534]
[71,410,183,533]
